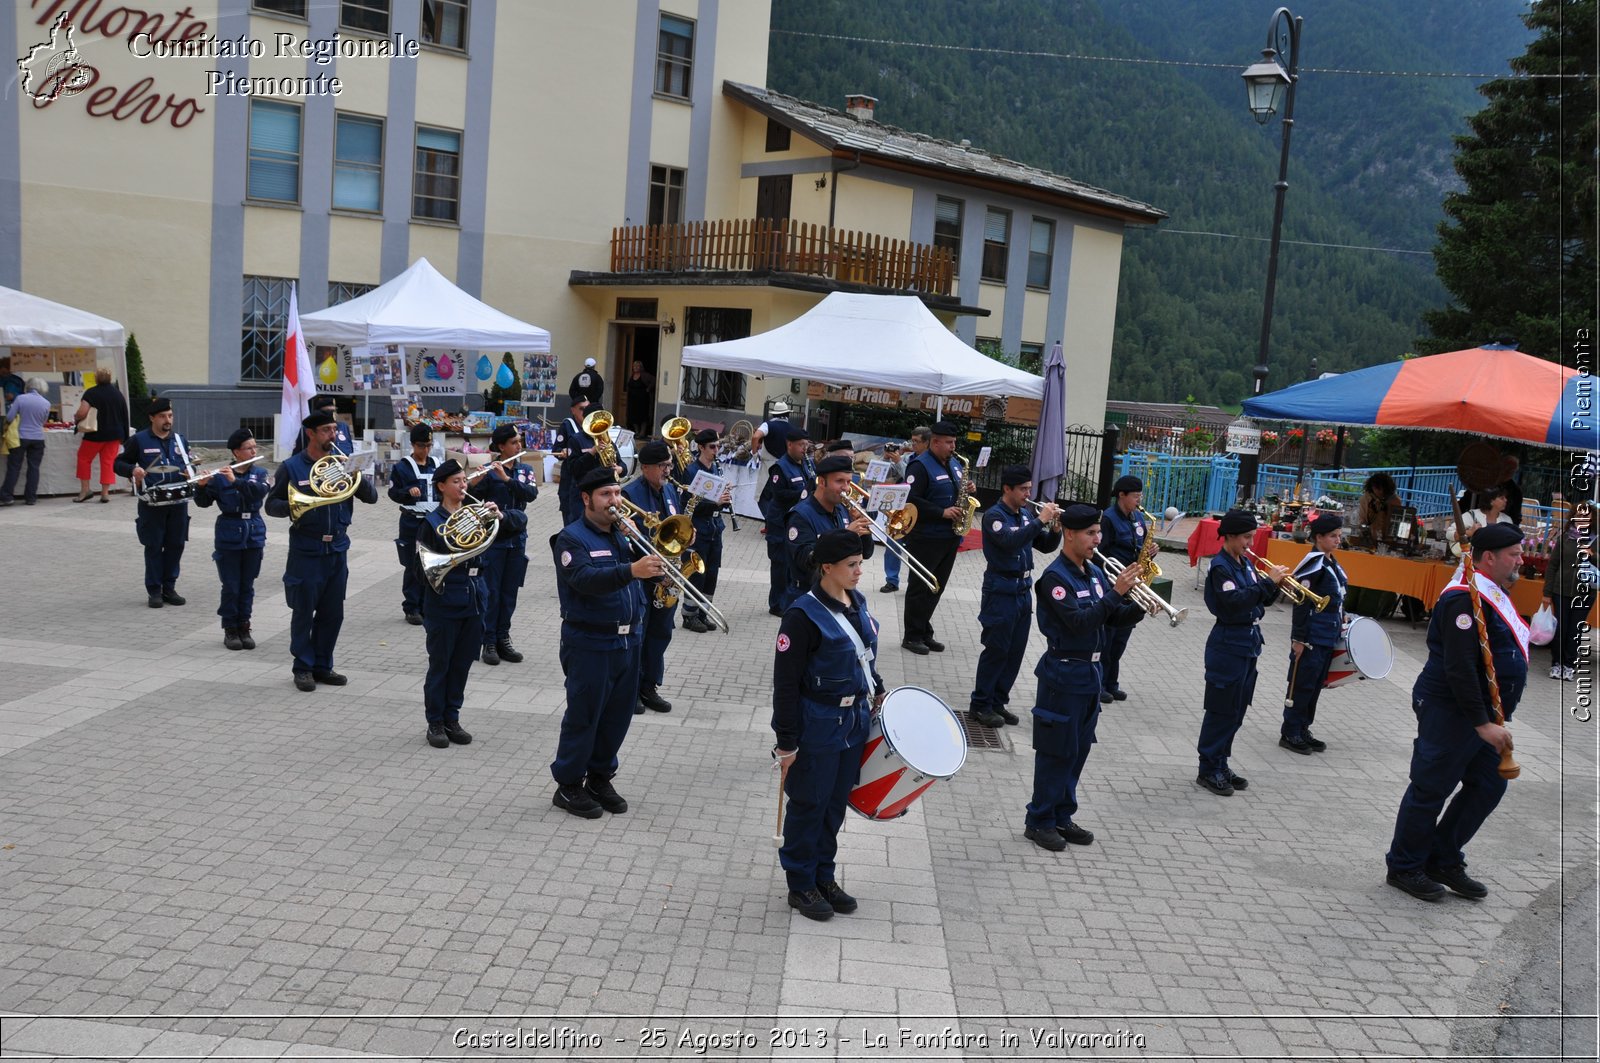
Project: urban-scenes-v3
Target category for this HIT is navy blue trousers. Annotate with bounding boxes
[136,504,188,592]
[1282,644,1334,737]
[283,551,347,673]
[479,545,528,645]
[551,640,641,786]
[422,610,482,727]
[904,536,960,642]
[396,520,425,617]
[780,742,862,892]
[1385,695,1508,873]
[767,540,791,611]
[1101,623,1135,694]
[1025,687,1101,830]
[213,547,263,629]
[970,591,1031,712]
[1198,655,1258,777]
[640,600,677,687]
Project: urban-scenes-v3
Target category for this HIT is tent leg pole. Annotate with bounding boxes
[936,396,944,418]
[674,365,684,417]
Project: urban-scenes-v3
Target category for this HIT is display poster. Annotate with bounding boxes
[863,460,892,483]
[686,470,731,504]
[975,446,992,468]
[521,354,559,406]
[407,347,468,396]
[867,484,910,512]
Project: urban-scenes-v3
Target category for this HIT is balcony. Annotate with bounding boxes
[593,218,958,299]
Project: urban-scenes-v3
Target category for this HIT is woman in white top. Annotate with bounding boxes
[1448,485,1514,545]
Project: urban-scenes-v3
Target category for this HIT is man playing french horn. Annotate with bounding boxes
[266,409,378,693]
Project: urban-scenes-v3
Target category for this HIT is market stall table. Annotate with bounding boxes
[1186,517,1272,587]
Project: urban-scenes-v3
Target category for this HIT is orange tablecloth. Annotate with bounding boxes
[1187,518,1271,566]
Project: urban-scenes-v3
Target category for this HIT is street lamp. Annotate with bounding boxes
[1236,6,1303,504]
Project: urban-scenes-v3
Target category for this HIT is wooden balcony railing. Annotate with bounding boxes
[608,218,956,297]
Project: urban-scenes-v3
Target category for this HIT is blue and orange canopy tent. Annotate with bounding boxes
[1241,345,1598,451]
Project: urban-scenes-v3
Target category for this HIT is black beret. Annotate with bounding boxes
[300,410,335,430]
[1308,513,1344,536]
[226,428,254,451]
[433,459,464,483]
[1060,503,1101,531]
[1217,509,1257,537]
[825,440,853,453]
[788,427,810,442]
[694,429,719,446]
[578,467,618,493]
[1114,475,1143,495]
[638,440,672,465]
[491,424,519,447]
[930,421,959,437]
[409,423,434,444]
[813,529,865,566]
[313,394,338,410]
[1471,523,1523,552]
[147,397,172,415]
[814,455,854,476]
[1000,464,1032,488]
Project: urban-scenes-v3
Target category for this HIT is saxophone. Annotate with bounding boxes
[1134,505,1164,581]
[952,454,980,536]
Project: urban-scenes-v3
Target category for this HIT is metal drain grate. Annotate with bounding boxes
[959,711,1008,750]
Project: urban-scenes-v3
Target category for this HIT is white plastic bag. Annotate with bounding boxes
[1529,604,1557,645]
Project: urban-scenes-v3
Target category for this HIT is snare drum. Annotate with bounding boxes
[848,686,968,820]
[1324,616,1394,688]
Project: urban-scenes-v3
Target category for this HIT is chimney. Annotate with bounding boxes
[845,94,877,122]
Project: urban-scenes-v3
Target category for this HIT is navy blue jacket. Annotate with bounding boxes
[772,588,884,751]
[673,456,727,539]
[1414,583,1529,725]
[1289,551,1348,646]
[473,460,539,547]
[115,429,195,498]
[265,450,380,554]
[762,453,814,542]
[193,465,269,550]
[1100,503,1147,567]
[1032,554,1145,701]
[904,450,962,541]
[1204,548,1281,661]
[387,455,438,536]
[553,516,648,650]
[980,500,1061,592]
[417,503,528,617]
[786,495,874,589]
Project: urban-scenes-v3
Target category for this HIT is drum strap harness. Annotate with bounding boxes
[809,589,875,702]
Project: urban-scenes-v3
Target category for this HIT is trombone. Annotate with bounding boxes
[1244,549,1331,612]
[607,501,730,632]
[840,482,940,593]
[1093,550,1188,627]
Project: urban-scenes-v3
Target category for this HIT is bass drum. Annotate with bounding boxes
[1325,616,1395,688]
[849,686,968,820]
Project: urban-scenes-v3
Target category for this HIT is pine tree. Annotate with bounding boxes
[125,333,152,420]
[1423,0,1597,357]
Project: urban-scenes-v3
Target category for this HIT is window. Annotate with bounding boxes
[682,308,751,408]
[413,126,461,222]
[648,165,685,227]
[655,15,694,98]
[616,298,659,320]
[421,0,468,50]
[1027,218,1054,288]
[333,114,383,212]
[765,118,791,153]
[247,100,301,203]
[329,281,375,305]
[253,0,306,16]
[241,276,294,382]
[1019,342,1044,373]
[934,196,962,264]
[341,0,388,34]
[981,207,1010,282]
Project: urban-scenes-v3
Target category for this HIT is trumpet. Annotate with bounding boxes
[1244,548,1330,612]
[840,482,940,593]
[607,502,729,632]
[582,409,619,469]
[1022,497,1061,528]
[418,492,501,592]
[1094,549,1188,627]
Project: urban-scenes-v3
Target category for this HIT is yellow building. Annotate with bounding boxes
[4,0,1161,440]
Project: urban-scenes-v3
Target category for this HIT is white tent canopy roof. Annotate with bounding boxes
[0,285,126,349]
[299,257,551,351]
[681,292,1044,398]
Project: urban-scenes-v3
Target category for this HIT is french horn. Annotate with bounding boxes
[287,454,362,521]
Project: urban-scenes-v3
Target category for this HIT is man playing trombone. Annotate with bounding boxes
[473,425,538,666]
[622,441,690,714]
[969,465,1060,728]
[786,454,875,601]
[1281,513,1347,755]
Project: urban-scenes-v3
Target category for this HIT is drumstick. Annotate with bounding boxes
[773,772,786,848]
[1284,647,1302,710]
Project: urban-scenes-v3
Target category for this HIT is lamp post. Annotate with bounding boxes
[1236,6,1303,504]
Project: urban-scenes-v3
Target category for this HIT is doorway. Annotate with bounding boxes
[611,323,661,438]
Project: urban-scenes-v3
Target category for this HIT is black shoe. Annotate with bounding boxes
[311,669,348,686]
[442,723,473,745]
[223,628,243,651]
[639,687,673,713]
[996,707,1020,725]
[1110,688,1128,702]
[480,644,500,666]
[1098,690,1114,704]
[1024,826,1068,852]
[1303,730,1328,752]
[1387,869,1446,902]
[1280,734,1314,755]
[1426,863,1488,900]
[787,889,834,921]
[238,624,256,650]
[497,640,524,663]
[1225,771,1249,791]
[817,881,857,914]
[426,726,449,748]
[1196,773,1234,796]
[147,594,163,608]
[405,612,423,626]
[768,606,783,617]
[161,590,185,606]
[968,709,1005,727]
[926,638,946,652]
[634,704,646,715]
[1059,821,1095,846]
[293,671,316,693]
[681,614,707,633]
[553,784,604,819]
[902,639,930,655]
[879,583,898,593]
[584,775,628,814]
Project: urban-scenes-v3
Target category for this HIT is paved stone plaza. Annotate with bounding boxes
[0,490,1594,1061]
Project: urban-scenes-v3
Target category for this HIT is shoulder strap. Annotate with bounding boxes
[808,590,874,690]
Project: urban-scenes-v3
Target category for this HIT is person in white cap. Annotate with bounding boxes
[568,357,605,408]
[750,399,794,459]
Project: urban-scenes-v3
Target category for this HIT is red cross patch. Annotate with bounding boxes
[776,633,791,652]
[1051,586,1067,601]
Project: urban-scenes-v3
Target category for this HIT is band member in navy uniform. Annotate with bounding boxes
[1196,510,1288,796]
[1023,504,1143,851]
[623,441,689,713]
[901,421,966,655]
[1099,475,1148,703]
[266,410,380,692]
[1281,513,1348,755]
[192,428,269,650]
[416,460,527,749]
[1384,523,1526,902]
[553,397,592,526]
[674,428,726,633]
[387,423,438,625]
[786,454,874,600]
[475,424,538,665]
[115,396,195,608]
[292,394,354,456]
[761,427,814,615]
[550,467,664,818]
[772,530,886,920]
[969,465,1061,727]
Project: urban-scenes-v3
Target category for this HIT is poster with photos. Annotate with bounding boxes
[521,353,559,406]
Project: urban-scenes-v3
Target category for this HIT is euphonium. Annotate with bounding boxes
[418,493,501,592]
[288,454,362,521]
[582,409,619,469]
[661,416,693,473]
